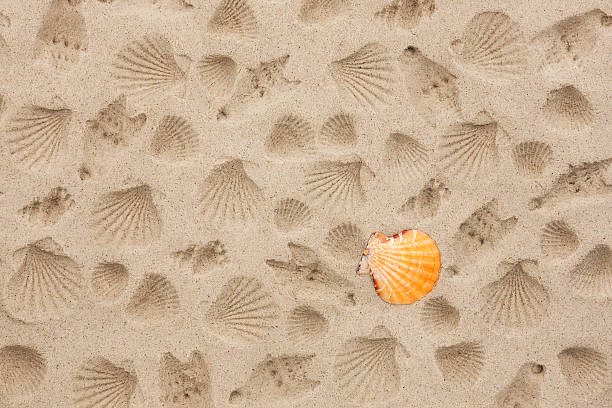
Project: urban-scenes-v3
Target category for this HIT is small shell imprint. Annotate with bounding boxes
[0,345,47,399]
[558,346,609,398]
[357,229,441,304]
[73,357,138,408]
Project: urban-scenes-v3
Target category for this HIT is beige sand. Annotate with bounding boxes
[0,1,611,407]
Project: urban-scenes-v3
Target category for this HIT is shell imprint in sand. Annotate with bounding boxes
[0,345,47,399]
[495,362,546,408]
[357,229,441,304]
[159,351,213,408]
[73,357,138,408]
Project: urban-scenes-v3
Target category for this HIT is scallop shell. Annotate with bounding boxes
[113,34,187,97]
[265,115,315,159]
[273,198,312,233]
[91,262,129,303]
[287,305,329,346]
[125,273,179,322]
[496,362,546,408]
[420,296,460,334]
[73,357,138,408]
[449,11,530,80]
[357,230,441,305]
[558,347,609,398]
[5,237,84,323]
[512,141,553,177]
[328,42,395,108]
[150,115,199,161]
[434,341,485,387]
[384,132,429,182]
[319,113,357,150]
[333,325,407,403]
[91,184,162,246]
[0,345,47,399]
[304,156,372,212]
[4,104,73,170]
[375,0,436,30]
[197,54,238,96]
[299,0,350,24]
[323,222,366,266]
[206,276,279,344]
[542,85,595,131]
[199,159,262,225]
[208,0,258,39]
[540,220,579,258]
[479,260,550,328]
[569,244,612,298]
[438,111,502,181]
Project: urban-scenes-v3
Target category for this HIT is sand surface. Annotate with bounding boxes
[0,1,611,407]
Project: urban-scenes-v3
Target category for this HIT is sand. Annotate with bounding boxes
[0,0,611,407]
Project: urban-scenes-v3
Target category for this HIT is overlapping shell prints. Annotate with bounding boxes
[1,2,611,408]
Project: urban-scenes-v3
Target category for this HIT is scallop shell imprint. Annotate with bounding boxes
[357,230,441,305]
[512,141,553,178]
[323,222,367,266]
[449,11,530,80]
[540,220,579,258]
[73,357,138,408]
[287,305,329,346]
[5,237,84,323]
[328,42,395,108]
[90,184,162,246]
[0,345,47,399]
[208,0,258,39]
[273,198,312,233]
[4,104,73,170]
[319,113,358,150]
[160,351,213,408]
[568,244,612,298]
[265,114,315,159]
[199,159,262,225]
[541,85,595,131]
[375,0,436,30]
[206,276,279,344]
[334,325,408,403]
[434,341,485,387]
[558,346,609,398]
[150,115,200,161]
[197,54,238,96]
[420,295,460,334]
[384,132,430,183]
[126,273,180,323]
[91,262,130,303]
[113,34,188,97]
[299,0,350,24]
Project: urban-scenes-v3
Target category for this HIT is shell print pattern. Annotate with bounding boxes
[357,229,441,304]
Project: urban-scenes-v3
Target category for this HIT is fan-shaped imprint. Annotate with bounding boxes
[35,0,88,69]
[384,132,429,182]
[265,115,315,158]
[323,222,366,266]
[438,111,502,180]
[199,159,262,224]
[0,345,46,399]
[206,276,279,344]
[541,85,595,131]
[229,354,320,405]
[399,46,462,126]
[319,113,357,150]
[435,341,484,387]
[5,237,84,322]
[160,351,213,408]
[91,184,162,245]
[287,305,329,346]
[298,0,350,24]
[479,260,550,329]
[375,0,436,30]
[126,273,179,322]
[357,230,441,304]
[197,54,238,96]
[328,42,395,108]
[512,141,553,178]
[304,156,373,211]
[452,199,517,258]
[529,158,612,210]
[208,0,258,39]
[73,357,138,408]
[568,244,612,298]
[420,295,460,334]
[4,104,73,170]
[530,9,612,69]
[558,347,609,398]
[333,325,407,403]
[91,262,129,303]
[273,198,312,233]
[540,220,579,258]
[113,34,188,97]
[449,11,530,80]
[399,178,449,219]
[495,362,546,408]
[19,186,75,225]
[150,115,199,161]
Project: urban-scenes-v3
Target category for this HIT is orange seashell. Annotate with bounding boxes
[357,230,441,304]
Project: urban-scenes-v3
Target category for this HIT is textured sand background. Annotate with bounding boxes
[0,1,611,407]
